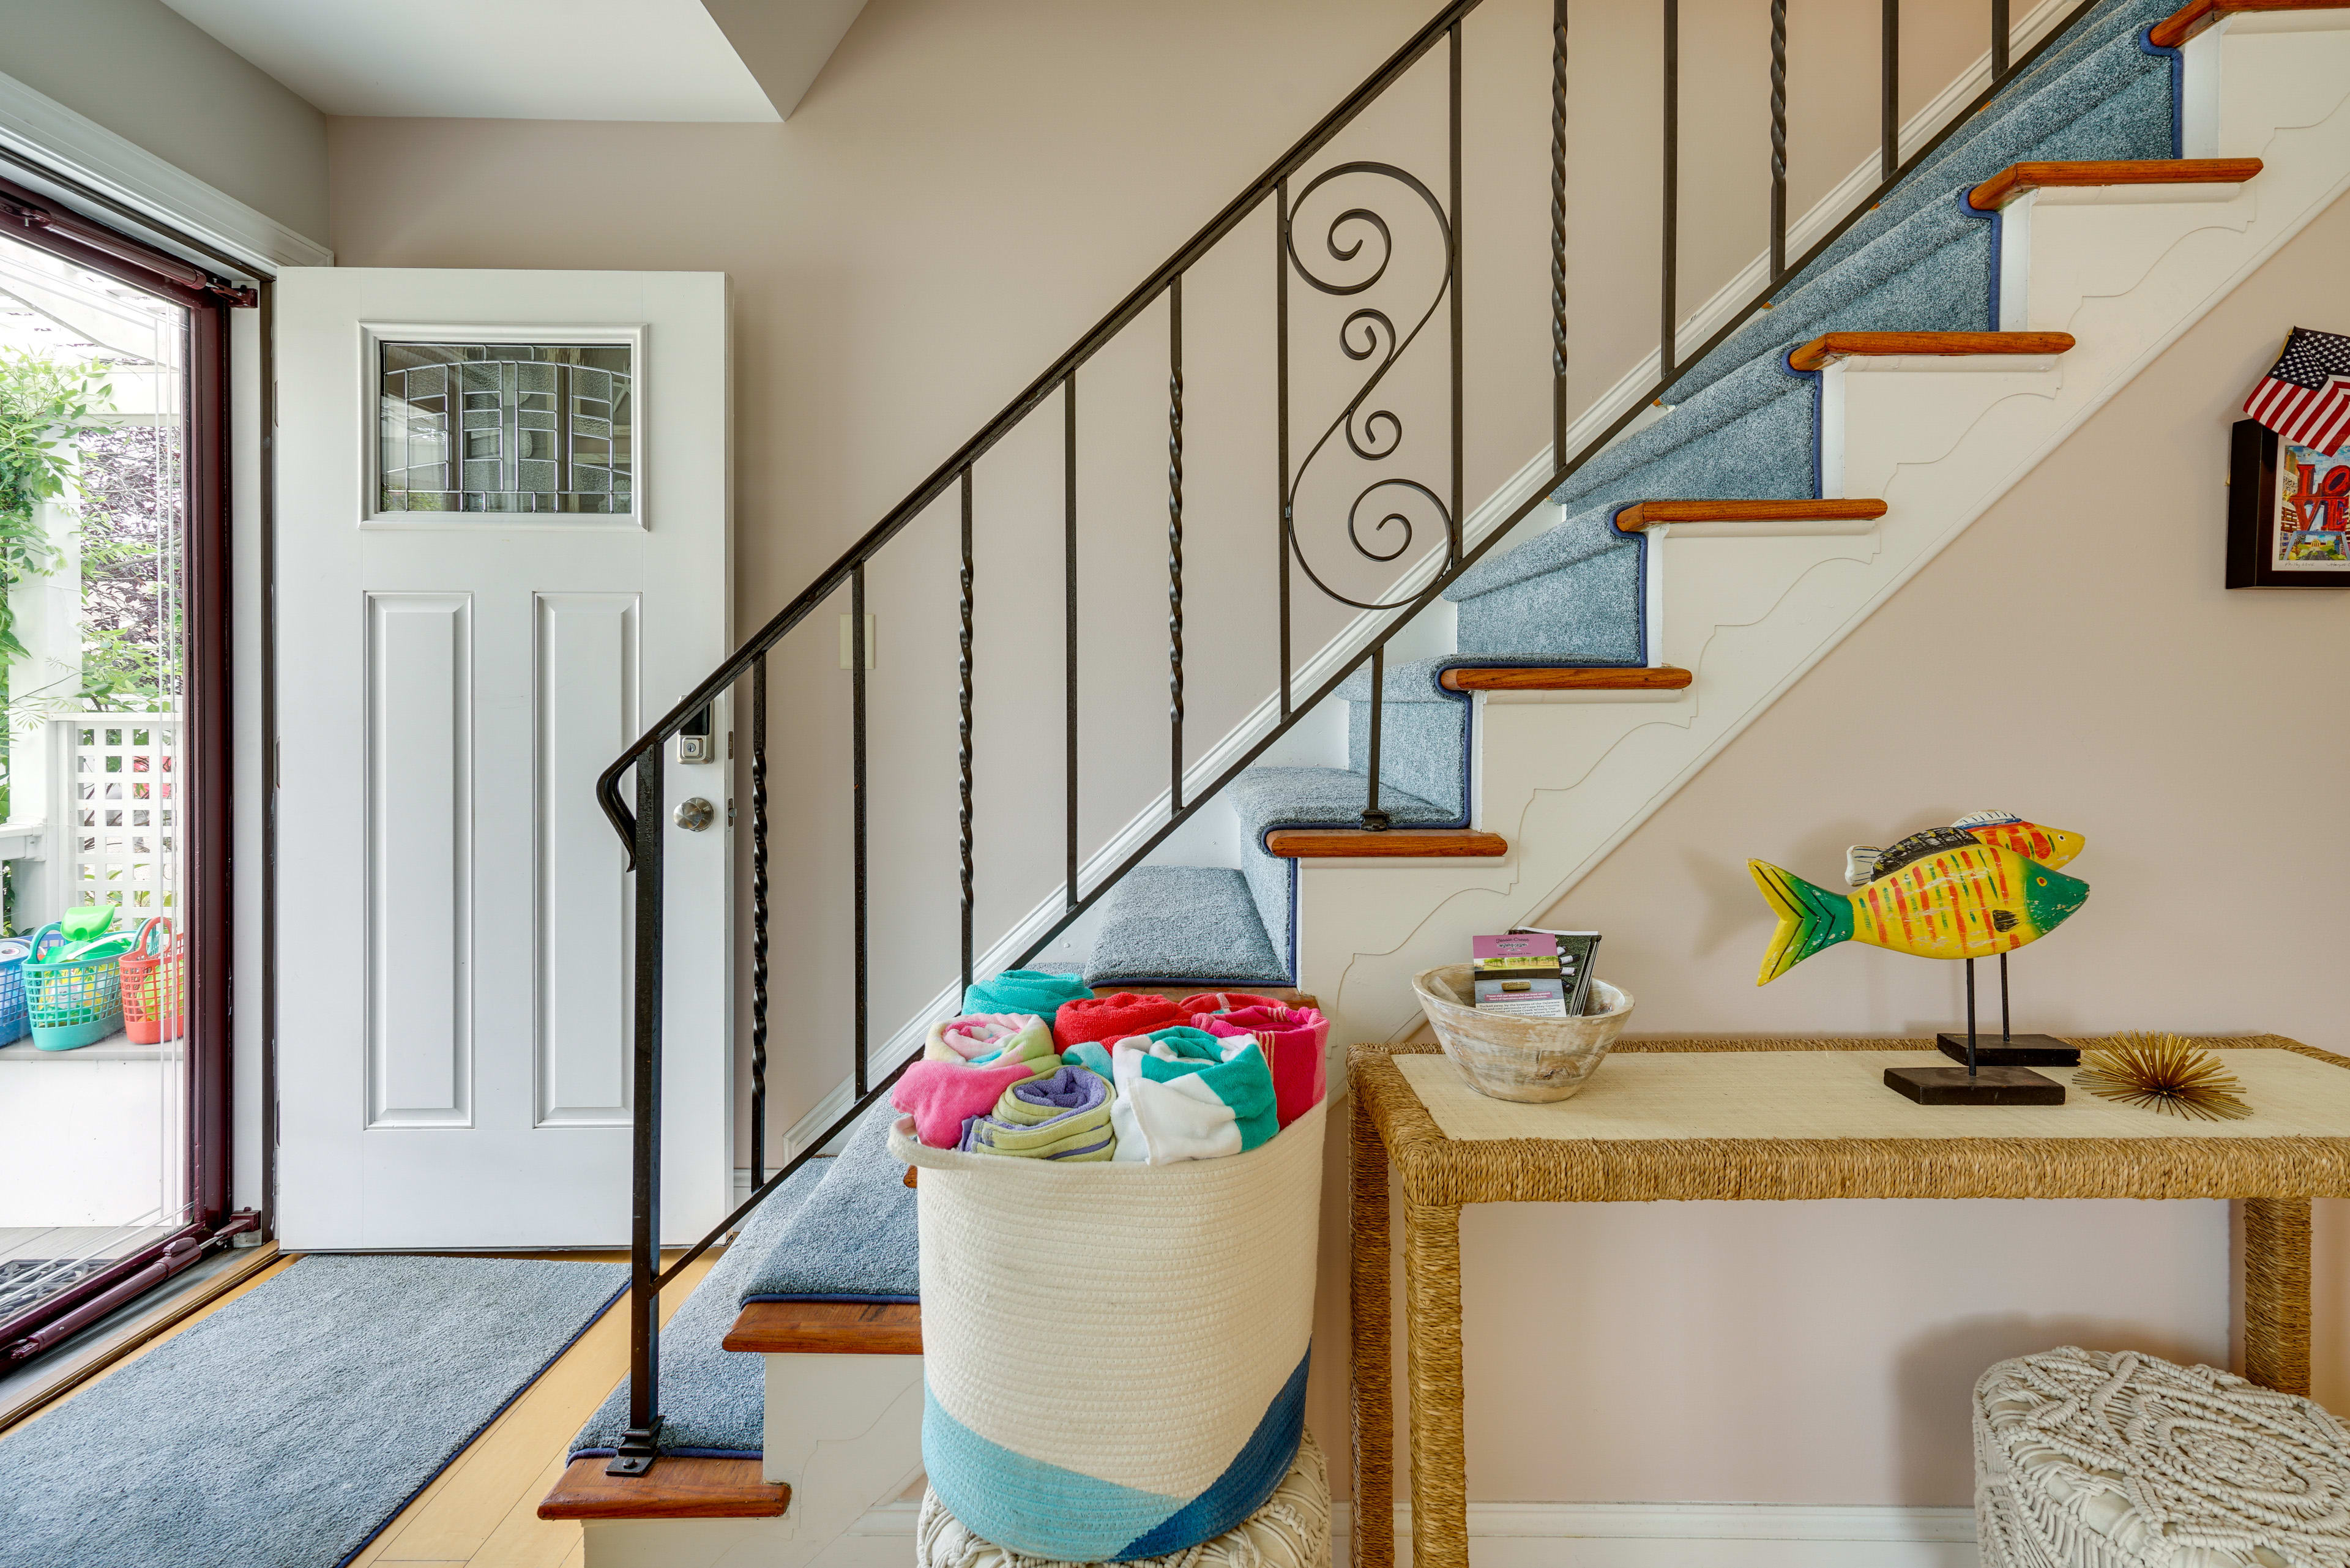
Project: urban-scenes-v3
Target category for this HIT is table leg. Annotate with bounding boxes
[2244,1197,2312,1396]
[1403,1199,1468,1568]
[1350,1094,1393,1568]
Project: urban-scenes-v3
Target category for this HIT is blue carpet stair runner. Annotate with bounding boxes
[622,0,2181,1457]
[573,1103,919,1460]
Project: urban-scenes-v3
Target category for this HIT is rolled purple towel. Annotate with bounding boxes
[960,1064,1115,1160]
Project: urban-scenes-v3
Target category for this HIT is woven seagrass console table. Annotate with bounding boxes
[1347,1035,2350,1568]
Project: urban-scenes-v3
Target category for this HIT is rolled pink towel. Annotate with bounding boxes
[925,1012,1054,1065]
[891,1057,1053,1149]
[1197,1004,1328,1129]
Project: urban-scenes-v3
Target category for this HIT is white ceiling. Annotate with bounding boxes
[158,0,844,122]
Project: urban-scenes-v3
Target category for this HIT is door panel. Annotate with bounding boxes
[277,269,731,1249]
[534,591,638,1128]
[366,591,472,1129]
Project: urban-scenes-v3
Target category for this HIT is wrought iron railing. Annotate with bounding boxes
[595,0,2104,1474]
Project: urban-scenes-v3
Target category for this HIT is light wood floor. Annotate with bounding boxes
[18,1248,719,1568]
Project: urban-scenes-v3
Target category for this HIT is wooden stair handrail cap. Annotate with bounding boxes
[1968,157,2262,209]
[2149,0,2340,48]
[1437,665,1694,691]
[724,1299,924,1354]
[1611,500,1886,532]
[538,1455,788,1520]
[1787,331,2075,370]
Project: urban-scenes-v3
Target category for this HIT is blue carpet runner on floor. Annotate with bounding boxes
[0,1255,623,1568]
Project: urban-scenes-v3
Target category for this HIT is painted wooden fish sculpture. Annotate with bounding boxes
[1949,810,2083,870]
[1749,833,2090,984]
[1846,811,2085,886]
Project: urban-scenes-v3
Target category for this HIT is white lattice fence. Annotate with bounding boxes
[73,712,178,928]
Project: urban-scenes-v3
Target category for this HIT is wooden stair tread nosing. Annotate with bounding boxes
[724,1299,923,1355]
[1969,157,2263,209]
[1611,500,1886,532]
[2151,0,2347,48]
[1264,828,1508,859]
[538,1456,788,1520]
[1438,665,1693,692]
[1786,331,2075,370]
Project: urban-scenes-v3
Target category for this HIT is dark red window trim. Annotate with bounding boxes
[0,173,248,1366]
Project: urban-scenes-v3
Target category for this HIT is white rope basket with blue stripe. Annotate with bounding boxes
[890,1099,1326,1561]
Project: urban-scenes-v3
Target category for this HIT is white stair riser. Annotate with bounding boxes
[762,1353,925,1490]
[582,1517,914,1568]
[578,1356,923,1568]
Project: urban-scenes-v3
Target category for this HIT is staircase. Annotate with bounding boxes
[550,0,2350,1560]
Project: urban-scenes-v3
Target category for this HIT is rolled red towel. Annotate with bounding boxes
[1175,991,1285,1018]
[1198,1004,1329,1129]
[1053,991,1184,1048]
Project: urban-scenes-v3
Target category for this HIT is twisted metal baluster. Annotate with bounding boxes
[1361,643,1390,831]
[849,567,868,1098]
[1447,23,1463,567]
[1275,180,1292,722]
[1064,373,1078,914]
[958,468,974,995]
[1551,0,1569,472]
[1991,0,2010,78]
[750,652,769,1181]
[1770,0,1788,282]
[1167,275,1185,815]
[1660,0,1680,380]
[1882,0,1900,182]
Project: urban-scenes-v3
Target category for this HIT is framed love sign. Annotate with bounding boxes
[2228,418,2350,587]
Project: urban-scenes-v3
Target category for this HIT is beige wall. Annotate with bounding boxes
[313,0,2306,1509]
[0,0,327,241]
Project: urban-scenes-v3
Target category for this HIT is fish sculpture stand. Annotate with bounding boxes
[1932,812,2086,1068]
[1751,810,2091,1105]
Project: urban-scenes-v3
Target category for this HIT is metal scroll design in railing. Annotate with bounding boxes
[1280,161,1458,615]
[594,0,2108,1477]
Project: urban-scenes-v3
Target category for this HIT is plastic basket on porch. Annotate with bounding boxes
[0,936,32,1047]
[119,916,184,1045]
[25,920,132,1051]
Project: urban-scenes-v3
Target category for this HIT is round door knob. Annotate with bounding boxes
[674,797,716,832]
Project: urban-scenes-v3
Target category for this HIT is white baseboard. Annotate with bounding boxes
[1329,1502,1978,1568]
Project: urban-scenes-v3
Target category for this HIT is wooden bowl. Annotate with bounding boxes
[1410,964,1634,1103]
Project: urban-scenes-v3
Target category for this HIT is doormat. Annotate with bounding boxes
[0,1253,624,1567]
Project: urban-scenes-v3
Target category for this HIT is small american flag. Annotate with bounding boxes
[2244,327,2350,455]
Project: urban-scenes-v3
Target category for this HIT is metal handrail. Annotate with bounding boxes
[595,0,2108,1476]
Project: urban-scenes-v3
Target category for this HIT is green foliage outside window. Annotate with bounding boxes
[0,351,110,666]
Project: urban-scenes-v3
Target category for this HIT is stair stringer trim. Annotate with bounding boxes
[1296,25,2350,1053]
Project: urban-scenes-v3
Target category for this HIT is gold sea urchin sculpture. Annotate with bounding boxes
[2075,1033,2253,1121]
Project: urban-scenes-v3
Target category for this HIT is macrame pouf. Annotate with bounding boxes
[1975,1346,2350,1567]
[914,1427,1330,1568]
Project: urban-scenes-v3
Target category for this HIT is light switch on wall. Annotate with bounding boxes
[838,612,877,670]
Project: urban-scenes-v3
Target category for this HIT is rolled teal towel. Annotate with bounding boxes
[1097,1025,1278,1164]
[962,969,1092,1017]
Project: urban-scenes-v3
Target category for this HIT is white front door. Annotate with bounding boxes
[275,269,732,1249]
